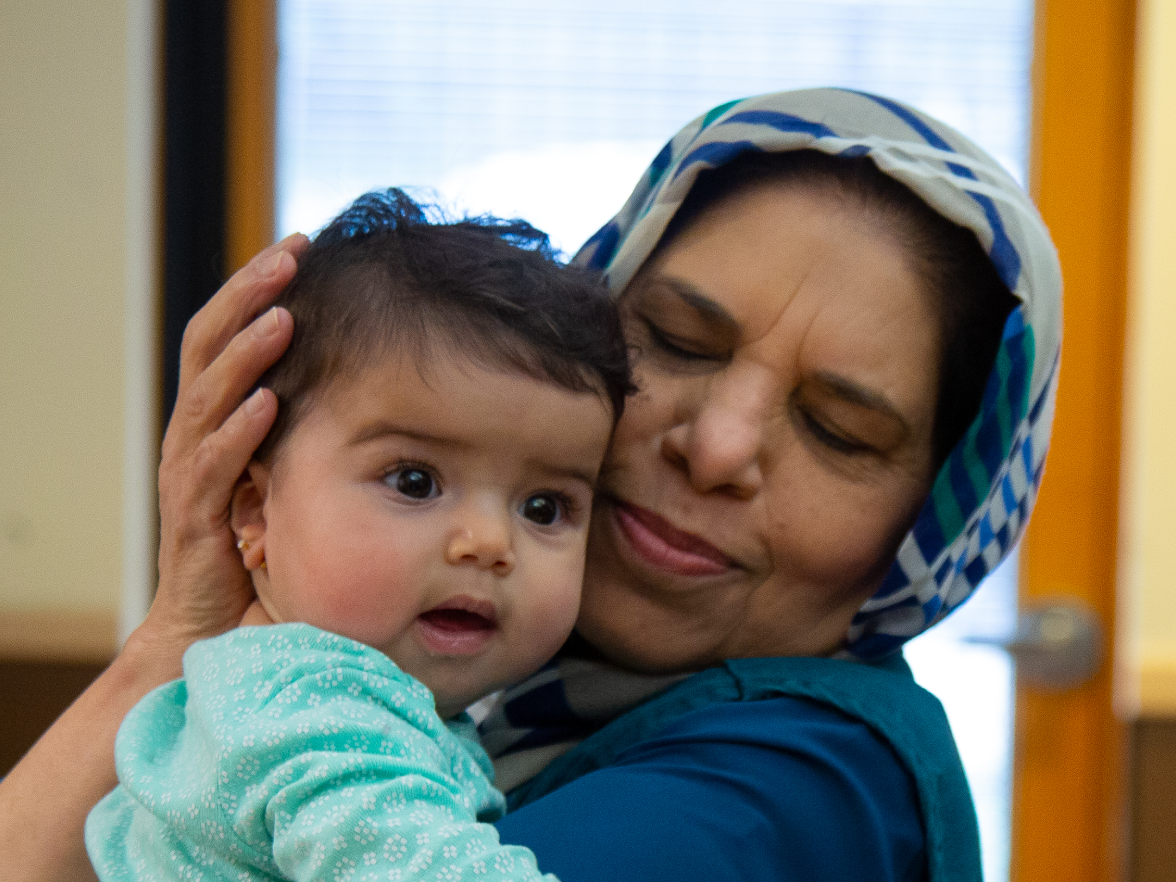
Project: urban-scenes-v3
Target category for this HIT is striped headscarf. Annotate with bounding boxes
[579,87,1061,657]
[481,88,1061,786]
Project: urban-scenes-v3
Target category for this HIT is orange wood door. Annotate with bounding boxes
[1016,0,1136,879]
[225,0,277,275]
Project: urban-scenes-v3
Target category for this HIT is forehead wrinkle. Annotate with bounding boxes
[738,237,821,352]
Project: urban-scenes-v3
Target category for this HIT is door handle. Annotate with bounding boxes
[966,600,1103,691]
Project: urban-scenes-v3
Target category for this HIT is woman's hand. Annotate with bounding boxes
[0,234,304,882]
[138,233,305,669]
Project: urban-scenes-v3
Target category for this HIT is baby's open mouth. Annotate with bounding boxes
[415,597,498,655]
[419,608,496,632]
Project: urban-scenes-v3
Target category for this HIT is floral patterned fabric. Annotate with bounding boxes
[85,624,555,882]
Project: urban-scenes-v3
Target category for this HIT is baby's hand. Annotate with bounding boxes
[240,600,277,627]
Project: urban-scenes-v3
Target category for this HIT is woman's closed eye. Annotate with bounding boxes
[792,375,913,463]
[798,409,874,456]
[641,317,729,363]
[384,464,441,501]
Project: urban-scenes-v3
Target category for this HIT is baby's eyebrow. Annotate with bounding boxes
[350,419,603,487]
[349,420,455,448]
[535,460,601,489]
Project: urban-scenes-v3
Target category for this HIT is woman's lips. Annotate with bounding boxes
[612,501,733,577]
[415,597,497,656]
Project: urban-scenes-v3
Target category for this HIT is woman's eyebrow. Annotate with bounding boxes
[654,276,740,333]
[811,372,912,434]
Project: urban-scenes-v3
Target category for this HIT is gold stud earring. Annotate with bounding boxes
[237,539,250,552]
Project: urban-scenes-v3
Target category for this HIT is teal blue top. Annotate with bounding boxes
[497,654,980,882]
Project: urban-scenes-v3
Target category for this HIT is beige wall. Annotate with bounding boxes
[0,0,157,660]
[1119,0,1176,717]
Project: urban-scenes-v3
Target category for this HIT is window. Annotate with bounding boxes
[275,5,1035,879]
[277,0,1033,252]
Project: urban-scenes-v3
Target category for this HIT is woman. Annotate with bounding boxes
[0,89,1060,882]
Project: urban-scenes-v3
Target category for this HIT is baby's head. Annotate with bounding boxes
[231,189,632,716]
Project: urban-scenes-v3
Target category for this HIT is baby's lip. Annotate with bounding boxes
[422,595,498,628]
[416,596,498,656]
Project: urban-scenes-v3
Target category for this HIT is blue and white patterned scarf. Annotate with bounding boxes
[481,88,1062,791]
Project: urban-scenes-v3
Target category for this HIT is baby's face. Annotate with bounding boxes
[235,349,613,717]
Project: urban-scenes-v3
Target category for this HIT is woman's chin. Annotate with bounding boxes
[581,502,869,669]
[573,605,712,675]
[578,501,742,672]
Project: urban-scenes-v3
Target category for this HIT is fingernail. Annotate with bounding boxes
[244,388,266,416]
[260,250,285,278]
[253,307,281,338]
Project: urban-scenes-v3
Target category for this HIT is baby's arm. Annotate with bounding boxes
[267,749,553,882]
[208,626,556,881]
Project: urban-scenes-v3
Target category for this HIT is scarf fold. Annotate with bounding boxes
[481,88,1061,785]
[479,650,687,793]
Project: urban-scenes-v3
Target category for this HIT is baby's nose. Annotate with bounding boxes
[445,509,515,574]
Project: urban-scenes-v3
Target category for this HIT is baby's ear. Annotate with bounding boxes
[231,461,270,572]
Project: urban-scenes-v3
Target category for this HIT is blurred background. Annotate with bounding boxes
[2,2,1173,880]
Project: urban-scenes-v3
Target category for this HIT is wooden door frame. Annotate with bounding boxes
[1018,0,1136,879]
[225,0,277,273]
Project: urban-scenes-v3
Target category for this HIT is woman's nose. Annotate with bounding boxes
[445,506,515,575]
[661,376,767,499]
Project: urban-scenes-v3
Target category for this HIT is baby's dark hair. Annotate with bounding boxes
[255,189,634,463]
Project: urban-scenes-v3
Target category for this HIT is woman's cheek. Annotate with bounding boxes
[760,468,898,595]
[607,369,682,462]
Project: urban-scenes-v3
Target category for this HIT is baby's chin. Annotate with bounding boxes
[431,688,488,721]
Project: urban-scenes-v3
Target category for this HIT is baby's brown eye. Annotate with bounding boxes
[520,494,562,526]
[387,468,438,500]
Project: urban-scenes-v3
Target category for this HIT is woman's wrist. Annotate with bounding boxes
[116,616,194,690]
[0,631,180,882]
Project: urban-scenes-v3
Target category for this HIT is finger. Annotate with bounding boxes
[185,387,278,527]
[164,306,293,463]
[178,233,308,393]
[180,234,306,384]
[159,386,278,559]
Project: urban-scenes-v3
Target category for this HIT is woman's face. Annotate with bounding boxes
[578,181,943,672]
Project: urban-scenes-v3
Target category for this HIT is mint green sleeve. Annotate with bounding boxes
[90,625,557,882]
[248,675,554,881]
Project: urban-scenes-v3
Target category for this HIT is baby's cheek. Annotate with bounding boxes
[286,546,420,646]
[523,574,584,665]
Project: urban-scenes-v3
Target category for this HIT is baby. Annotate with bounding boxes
[84,189,632,881]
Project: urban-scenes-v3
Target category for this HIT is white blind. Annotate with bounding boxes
[276,0,1034,253]
[275,6,1035,882]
